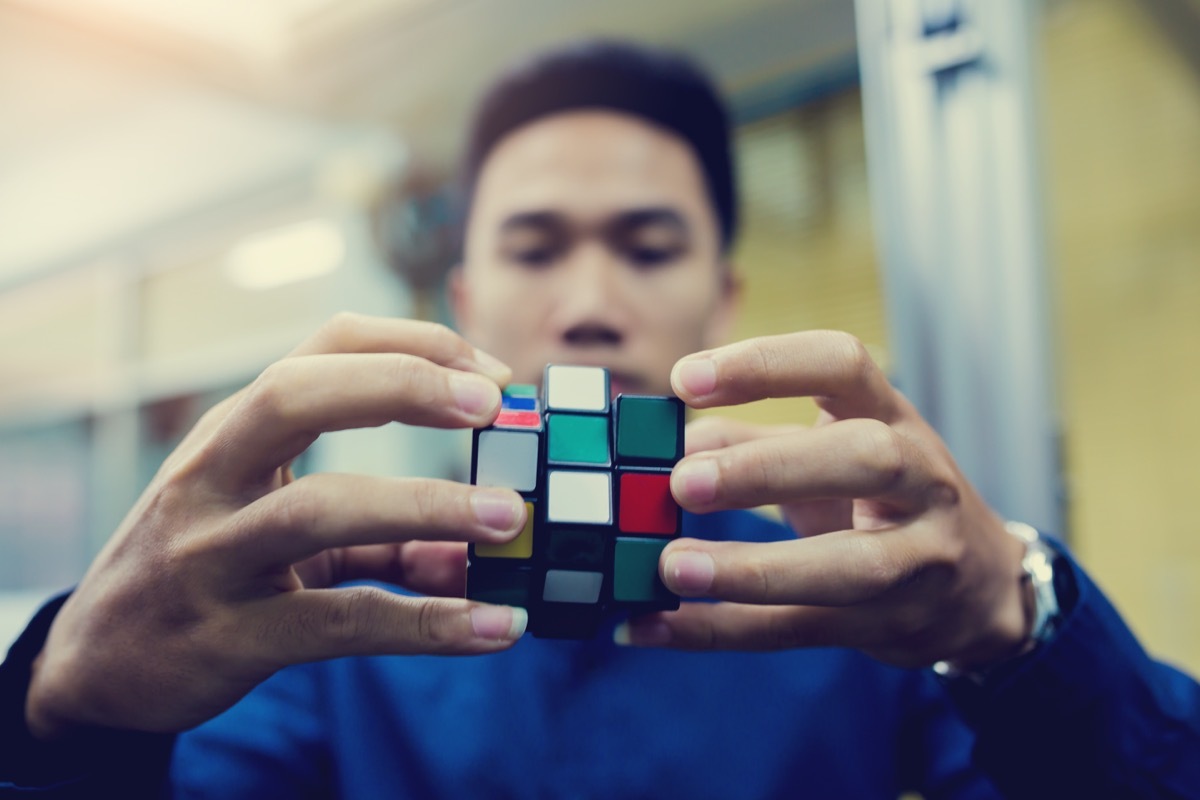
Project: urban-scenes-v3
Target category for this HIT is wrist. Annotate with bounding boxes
[25,650,74,743]
[936,521,1063,681]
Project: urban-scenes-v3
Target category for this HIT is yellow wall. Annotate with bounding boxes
[725,0,1200,674]
[1042,0,1200,672]
[722,91,888,428]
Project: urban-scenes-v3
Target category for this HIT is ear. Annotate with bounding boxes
[702,262,741,349]
[447,265,471,333]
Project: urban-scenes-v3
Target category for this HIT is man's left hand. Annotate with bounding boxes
[622,330,1033,670]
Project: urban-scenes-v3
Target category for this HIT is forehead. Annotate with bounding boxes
[469,110,717,232]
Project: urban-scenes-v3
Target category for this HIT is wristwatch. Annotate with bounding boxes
[933,521,1072,685]
[1006,521,1065,645]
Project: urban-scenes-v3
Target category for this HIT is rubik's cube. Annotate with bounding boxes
[467,365,685,639]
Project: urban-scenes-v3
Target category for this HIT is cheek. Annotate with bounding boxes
[467,271,550,365]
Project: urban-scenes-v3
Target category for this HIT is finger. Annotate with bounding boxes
[779,498,852,539]
[208,355,503,486]
[671,418,941,514]
[657,532,929,606]
[255,587,527,664]
[231,475,526,567]
[327,542,467,597]
[174,318,510,466]
[671,331,896,421]
[684,416,808,456]
[616,603,854,651]
[287,313,511,384]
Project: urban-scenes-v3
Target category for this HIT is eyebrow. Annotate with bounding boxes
[498,207,691,237]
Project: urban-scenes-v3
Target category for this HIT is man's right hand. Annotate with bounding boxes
[25,314,528,739]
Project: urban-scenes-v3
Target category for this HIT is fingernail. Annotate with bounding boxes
[470,490,523,533]
[665,551,715,594]
[471,605,527,640]
[451,373,499,416]
[472,348,511,381]
[673,357,717,399]
[613,620,672,647]
[673,458,719,505]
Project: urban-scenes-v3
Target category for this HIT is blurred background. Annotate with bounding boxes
[0,0,1197,676]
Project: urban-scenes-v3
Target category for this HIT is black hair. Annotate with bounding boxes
[460,39,738,252]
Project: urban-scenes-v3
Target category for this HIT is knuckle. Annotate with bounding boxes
[413,599,451,646]
[854,537,906,599]
[757,440,794,496]
[406,480,443,526]
[926,474,962,509]
[831,332,874,385]
[324,311,366,345]
[423,321,472,360]
[738,555,773,602]
[858,419,906,493]
[323,587,377,645]
[739,340,778,389]
[425,321,454,339]
[270,479,323,534]
[384,353,439,404]
[243,362,293,424]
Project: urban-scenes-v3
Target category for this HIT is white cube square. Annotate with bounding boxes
[547,470,611,524]
[543,570,603,603]
[545,365,609,413]
[475,430,539,492]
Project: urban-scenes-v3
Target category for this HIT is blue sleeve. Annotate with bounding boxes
[170,663,331,799]
[0,594,175,799]
[946,544,1200,798]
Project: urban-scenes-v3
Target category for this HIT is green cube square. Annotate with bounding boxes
[548,413,610,465]
[613,538,672,603]
[616,397,680,462]
[504,384,538,398]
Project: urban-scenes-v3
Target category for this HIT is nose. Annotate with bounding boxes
[549,242,629,349]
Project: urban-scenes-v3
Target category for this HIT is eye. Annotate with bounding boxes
[507,246,559,268]
[626,244,683,268]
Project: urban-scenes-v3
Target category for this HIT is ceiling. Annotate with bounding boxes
[0,0,858,285]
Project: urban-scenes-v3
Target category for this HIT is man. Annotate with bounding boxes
[3,40,1198,798]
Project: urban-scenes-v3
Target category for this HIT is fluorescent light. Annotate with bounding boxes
[16,0,346,63]
[225,219,344,290]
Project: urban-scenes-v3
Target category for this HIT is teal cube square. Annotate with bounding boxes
[616,397,681,462]
[613,538,672,603]
[548,413,610,466]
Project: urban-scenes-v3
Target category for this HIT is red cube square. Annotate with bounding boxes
[619,472,678,535]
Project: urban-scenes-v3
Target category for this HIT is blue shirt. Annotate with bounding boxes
[3,510,1198,797]
[164,511,1200,799]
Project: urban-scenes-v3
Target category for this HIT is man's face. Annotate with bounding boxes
[452,110,736,396]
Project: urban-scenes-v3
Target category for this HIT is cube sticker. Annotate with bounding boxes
[548,413,610,466]
[616,395,683,464]
[546,529,606,569]
[614,538,672,603]
[618,472,679,535]
[474,430,539,492]
[475,502,535,559]
[545,365,609,413]
[543,569,604,604]
[547,471,612,525]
